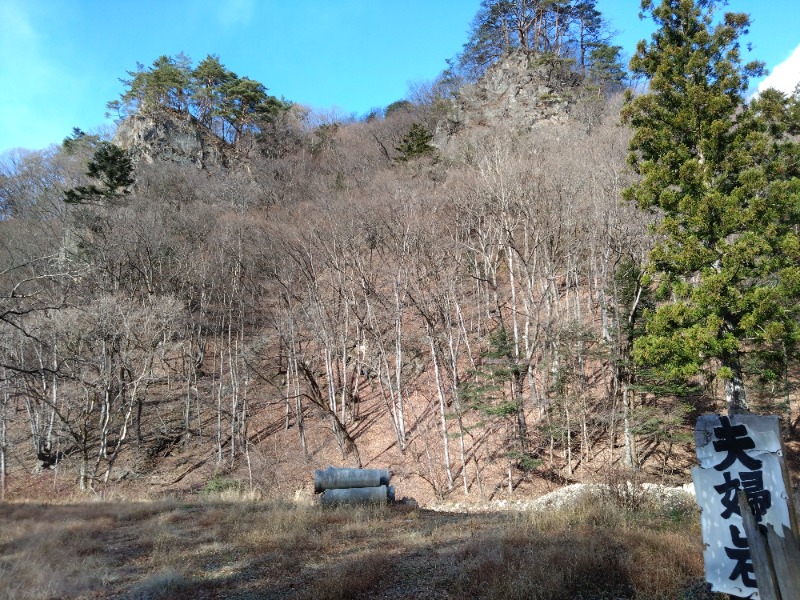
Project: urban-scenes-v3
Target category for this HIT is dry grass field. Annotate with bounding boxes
[0,487,722,600]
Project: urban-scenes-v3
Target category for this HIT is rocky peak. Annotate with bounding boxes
[435,50,581,148]
[113,109,232,171]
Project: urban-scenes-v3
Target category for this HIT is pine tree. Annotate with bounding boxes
[571,0,603,71]
[147,53,192,112]
[63,142,134,204]
[456,0,619,82]
[107,54,192,117]
[191,55,233,129]
[62,127,101,153]
[215,75,289,147]
[395,124,434,162]
[622,0,800,414]
[586,44,626,94]
[106,54,290,147]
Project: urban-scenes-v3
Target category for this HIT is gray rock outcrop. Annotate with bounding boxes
[113,109,231,170]
[435,51,581,149]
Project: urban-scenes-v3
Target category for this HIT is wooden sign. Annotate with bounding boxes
[692,414,794,598]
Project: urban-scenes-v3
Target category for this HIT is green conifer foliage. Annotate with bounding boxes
[395,124,434,162]
[622,0,800,413]
[63,142,134,204]
[216,76,289,145]
[190,55,232,129]
[106,54,290,147]
[456,0,623,84]
[586,44,626,94]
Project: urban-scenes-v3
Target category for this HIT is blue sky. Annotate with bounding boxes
[1,0,799,155]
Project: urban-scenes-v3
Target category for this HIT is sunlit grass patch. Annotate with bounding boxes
[0,492,720,599]
[125,568,193,600]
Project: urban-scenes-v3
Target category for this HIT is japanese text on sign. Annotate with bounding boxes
[692,414,791,599]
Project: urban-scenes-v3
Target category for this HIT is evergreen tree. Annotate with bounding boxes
[107,54,291,149]
[457,0,562,80]
[395,123,434,162]
[586,44,626,95]
[62,127,101,153]
[191,55,233,129]
[571,0,603,71]
[457,0,622,84]
[147,53,192,112]
[622,0,800,414]
[458,0,513,80]
[63,142,134,204]
[106,62,149,118]
[216,75,289,146]
[107,54,192,117]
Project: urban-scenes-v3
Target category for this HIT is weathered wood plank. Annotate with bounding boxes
[767,524,800,600]
[739,490,781,600]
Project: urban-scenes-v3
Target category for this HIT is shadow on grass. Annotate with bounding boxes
[0,499,723,600]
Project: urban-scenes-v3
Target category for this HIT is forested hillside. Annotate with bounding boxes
[1,0,798,504]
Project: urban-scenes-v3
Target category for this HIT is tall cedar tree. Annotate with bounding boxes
[622,0,800,414]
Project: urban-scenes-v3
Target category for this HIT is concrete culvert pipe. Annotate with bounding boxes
[313,466,391,493]
[320,485,392,507]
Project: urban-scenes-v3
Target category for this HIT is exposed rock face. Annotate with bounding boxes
[113,109,231,170]
[435,50,581,149]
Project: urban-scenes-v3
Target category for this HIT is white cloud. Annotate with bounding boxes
[758,43,800,96]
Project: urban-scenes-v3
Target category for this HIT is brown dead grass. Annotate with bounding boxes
[0,493,723,600]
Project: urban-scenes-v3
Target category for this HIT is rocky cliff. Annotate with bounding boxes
[435,51,581,148]
[113,109,232,170]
